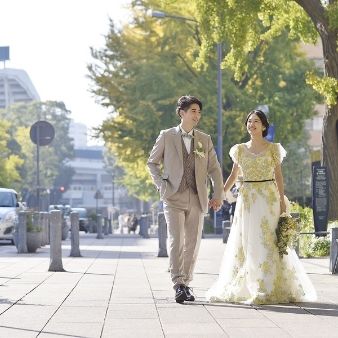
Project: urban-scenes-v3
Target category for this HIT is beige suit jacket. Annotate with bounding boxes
[147,126,224,212]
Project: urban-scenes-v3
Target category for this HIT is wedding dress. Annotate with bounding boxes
[206,143,317,304]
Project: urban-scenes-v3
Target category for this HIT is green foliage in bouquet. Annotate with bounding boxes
[276,214,298,258]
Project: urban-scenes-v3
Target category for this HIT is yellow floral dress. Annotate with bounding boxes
[206,143,317,304]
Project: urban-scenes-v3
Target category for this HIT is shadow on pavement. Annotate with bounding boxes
[185,300,338,317]
[0,325,84,338]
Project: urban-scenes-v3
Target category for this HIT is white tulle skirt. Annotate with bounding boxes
[206,186,317,305]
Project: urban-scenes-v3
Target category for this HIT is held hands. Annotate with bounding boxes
[209,198,222,211]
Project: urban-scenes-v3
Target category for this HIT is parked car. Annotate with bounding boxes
[0,188,19,244]
[71,207,89,233]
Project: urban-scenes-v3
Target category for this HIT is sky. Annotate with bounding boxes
[0,0,131,143]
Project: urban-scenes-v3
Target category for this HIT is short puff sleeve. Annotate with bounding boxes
[229,144,240,164]
[272,143,287,164]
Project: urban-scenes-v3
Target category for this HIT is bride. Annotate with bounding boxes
[206,109,317,304]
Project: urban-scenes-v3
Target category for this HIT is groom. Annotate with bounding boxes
[147,95,223,303]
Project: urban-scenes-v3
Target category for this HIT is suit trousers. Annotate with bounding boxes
[163,188,204,289]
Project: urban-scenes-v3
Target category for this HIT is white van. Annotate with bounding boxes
[0,188,19,244]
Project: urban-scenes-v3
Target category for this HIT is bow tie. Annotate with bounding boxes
[182,132,193,139]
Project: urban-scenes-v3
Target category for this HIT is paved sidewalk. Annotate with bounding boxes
[0,234,337,338]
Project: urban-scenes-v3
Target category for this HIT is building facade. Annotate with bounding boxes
[69,121,88,148]
[63,123,141,215]
[0,68,40,108]
[301,40,325,151]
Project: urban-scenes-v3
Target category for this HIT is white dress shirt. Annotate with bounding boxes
[180,127,194,154]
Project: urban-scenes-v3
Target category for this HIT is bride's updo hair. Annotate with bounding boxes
[245,109,269,137]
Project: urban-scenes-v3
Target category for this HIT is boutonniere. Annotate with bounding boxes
[193,141,205,158]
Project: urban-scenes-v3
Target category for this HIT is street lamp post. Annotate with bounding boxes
[150,10,223,169]
[217,43,223,170]
[112,176,115,209]
[112,174,115,220]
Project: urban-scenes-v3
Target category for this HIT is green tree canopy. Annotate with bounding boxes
[88,0,319,201]
[0,120,23,187]
[194,0,338,219]
[0,101,74,200]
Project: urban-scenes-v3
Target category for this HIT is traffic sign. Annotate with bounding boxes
[30,121,55,146]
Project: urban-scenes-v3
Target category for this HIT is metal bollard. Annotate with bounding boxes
[48,210,65,272]
[45,212,50,244]
[222,220,231,243]
[290,212,300,255]
[329,227,338,273]
[40,212,49,246]
[104,217,109,235]
[108,219,112,234]
[47,213,50,245]
[61,218,69,241]
[38,212,46,246]
[157,212,168,257]
[139,216,143,237]
[96,214,104,239]
[33,211,39,231]
[139,215,150,239]
[202,215,208,239]
[17,211,28,253]
[70,212,81,257]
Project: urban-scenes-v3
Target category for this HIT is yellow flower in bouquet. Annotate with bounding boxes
[275,212,298,258]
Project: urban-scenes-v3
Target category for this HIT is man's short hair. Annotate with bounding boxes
[176,95,202,117]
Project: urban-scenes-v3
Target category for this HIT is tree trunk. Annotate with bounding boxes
[322,105,338,221]
[295,0,338,220]
[321,21,338,221]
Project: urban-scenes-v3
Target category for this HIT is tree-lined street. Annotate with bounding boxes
[88,0,321,203]
[1,1,337,336]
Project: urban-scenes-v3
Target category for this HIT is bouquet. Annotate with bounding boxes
[275,212,298,258]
